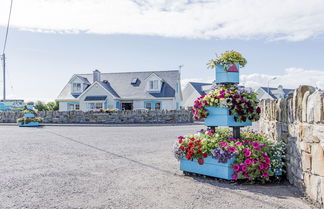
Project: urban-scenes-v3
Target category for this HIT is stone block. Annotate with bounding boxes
[310,175,321,203]
[312,143,324,176]
[302,152,312,171]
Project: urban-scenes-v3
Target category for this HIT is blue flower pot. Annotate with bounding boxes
[180,156,236,180]
[204,107,252,127]
[23,113,35,118]
[18,122,39,127]
[215,63,239,84]
[27,105,33,110]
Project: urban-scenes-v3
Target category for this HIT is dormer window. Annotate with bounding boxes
[149,80,159,90]
[72,83,82,92]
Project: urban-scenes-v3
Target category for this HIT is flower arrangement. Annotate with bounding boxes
[192,84,260,122]
[207,50,247,71]
[173,128,286,182]
[17,117,43,124]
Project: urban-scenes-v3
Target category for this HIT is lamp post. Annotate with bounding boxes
[267,77,277,94]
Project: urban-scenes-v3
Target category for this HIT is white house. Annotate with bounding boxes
[256,85,294,100]
[56,70,182,111]
[182,82,212,108]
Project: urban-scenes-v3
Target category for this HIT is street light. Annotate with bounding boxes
[268,77,277,94]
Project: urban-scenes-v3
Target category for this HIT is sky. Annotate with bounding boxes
[0,0,324,102]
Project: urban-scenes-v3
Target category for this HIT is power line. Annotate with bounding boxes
[2,0,14,54]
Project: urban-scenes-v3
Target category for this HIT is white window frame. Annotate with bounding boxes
[149,80,159,90]
[87,102,103,110]
[72,83,82,93]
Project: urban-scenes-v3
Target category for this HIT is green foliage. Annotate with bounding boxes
[46,101,59,111]
[33,101,59,111]
[207,50,247,71]
[34,101,48,111]
[17,117,43,124]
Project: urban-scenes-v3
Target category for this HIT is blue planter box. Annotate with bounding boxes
[23,113,35,118]
[18,122,39,127]
[215,63,239,84]
[180,156,236,180]
[204,107,252,127]
[27,105,33,110]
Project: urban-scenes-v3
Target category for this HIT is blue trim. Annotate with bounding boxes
[115,101,121,110]
[104,99,108,109]
[144,101,162,110]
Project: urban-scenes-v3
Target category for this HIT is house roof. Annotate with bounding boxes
[58,70,180,100]
[84,96,107,101]
[189,82,212,96]
[260,87,294,99]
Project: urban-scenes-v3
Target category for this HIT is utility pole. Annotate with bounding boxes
[1,54,5,101]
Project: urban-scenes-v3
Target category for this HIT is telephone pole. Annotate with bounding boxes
[1,54,5,101]
[2,0,14,101]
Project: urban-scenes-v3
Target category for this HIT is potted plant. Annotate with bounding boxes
[173,128,285,181]
[208,51,247,84]
[192,84,260,127]
[17,104,42,127]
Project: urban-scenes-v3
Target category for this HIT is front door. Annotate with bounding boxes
[122,102,133,110]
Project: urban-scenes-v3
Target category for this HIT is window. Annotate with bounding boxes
[72,83,81,92]
[154,102,161,110]
[68,103,79,111]
[149,80,158,90]
[145,101,161,110]
[145,102,152,110]
[87,102,103,110]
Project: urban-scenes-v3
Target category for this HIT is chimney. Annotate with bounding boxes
[93,69,101,82]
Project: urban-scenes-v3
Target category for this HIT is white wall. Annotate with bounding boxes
[182,84,201,108]
[78,83,115,111]
[59,102,68,111]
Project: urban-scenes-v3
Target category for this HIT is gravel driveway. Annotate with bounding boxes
[0,125,316,209]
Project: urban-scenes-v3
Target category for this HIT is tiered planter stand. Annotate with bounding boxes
[18,105,40,127]
[180,62,248,180]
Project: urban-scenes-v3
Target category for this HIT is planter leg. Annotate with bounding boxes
[232,127,240,138]
[208,126,216,132]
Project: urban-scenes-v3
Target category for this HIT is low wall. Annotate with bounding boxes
[0,110,193,124]
[255,85,324,206]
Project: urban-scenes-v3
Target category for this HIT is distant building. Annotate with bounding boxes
[0,99,24,111]
[182,82,212,108]
[256,85,294,100]
[56,70,182,111]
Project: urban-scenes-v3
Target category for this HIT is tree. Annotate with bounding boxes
[47,101,59,111]
[34,101,48,111]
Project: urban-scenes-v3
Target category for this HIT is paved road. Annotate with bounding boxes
[0,125,316,209]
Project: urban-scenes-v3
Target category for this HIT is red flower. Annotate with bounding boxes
[256,107,261,114]
[178,139,183,144]
[198,158,204,165]
[179,146,184,150]
[202,153,208,158]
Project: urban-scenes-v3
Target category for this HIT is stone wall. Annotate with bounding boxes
[255,85,324,206]
[0,110,193,124]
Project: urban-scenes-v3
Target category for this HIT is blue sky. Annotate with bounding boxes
[0,0,324,101]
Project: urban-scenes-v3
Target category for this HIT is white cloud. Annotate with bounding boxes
[0,0,324,41]
[240,68,324,90]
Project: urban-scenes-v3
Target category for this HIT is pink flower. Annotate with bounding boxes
[235,142,242,146]
[254,147,261,151]
[220,142,228,147]
[244,173,250,179]
[232,174,238,180]
[244,139,250,144]
[262,152,268,157]
[244,151,252,157]
[241,165,247,172]
[228,146,236,152]
[259,163,265,170]
[244,158,252,165]
[233,164,240,171]
[265,158,271,165]
[252,141,260,148]
[262,171,269,178]
[263,164,269,170]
